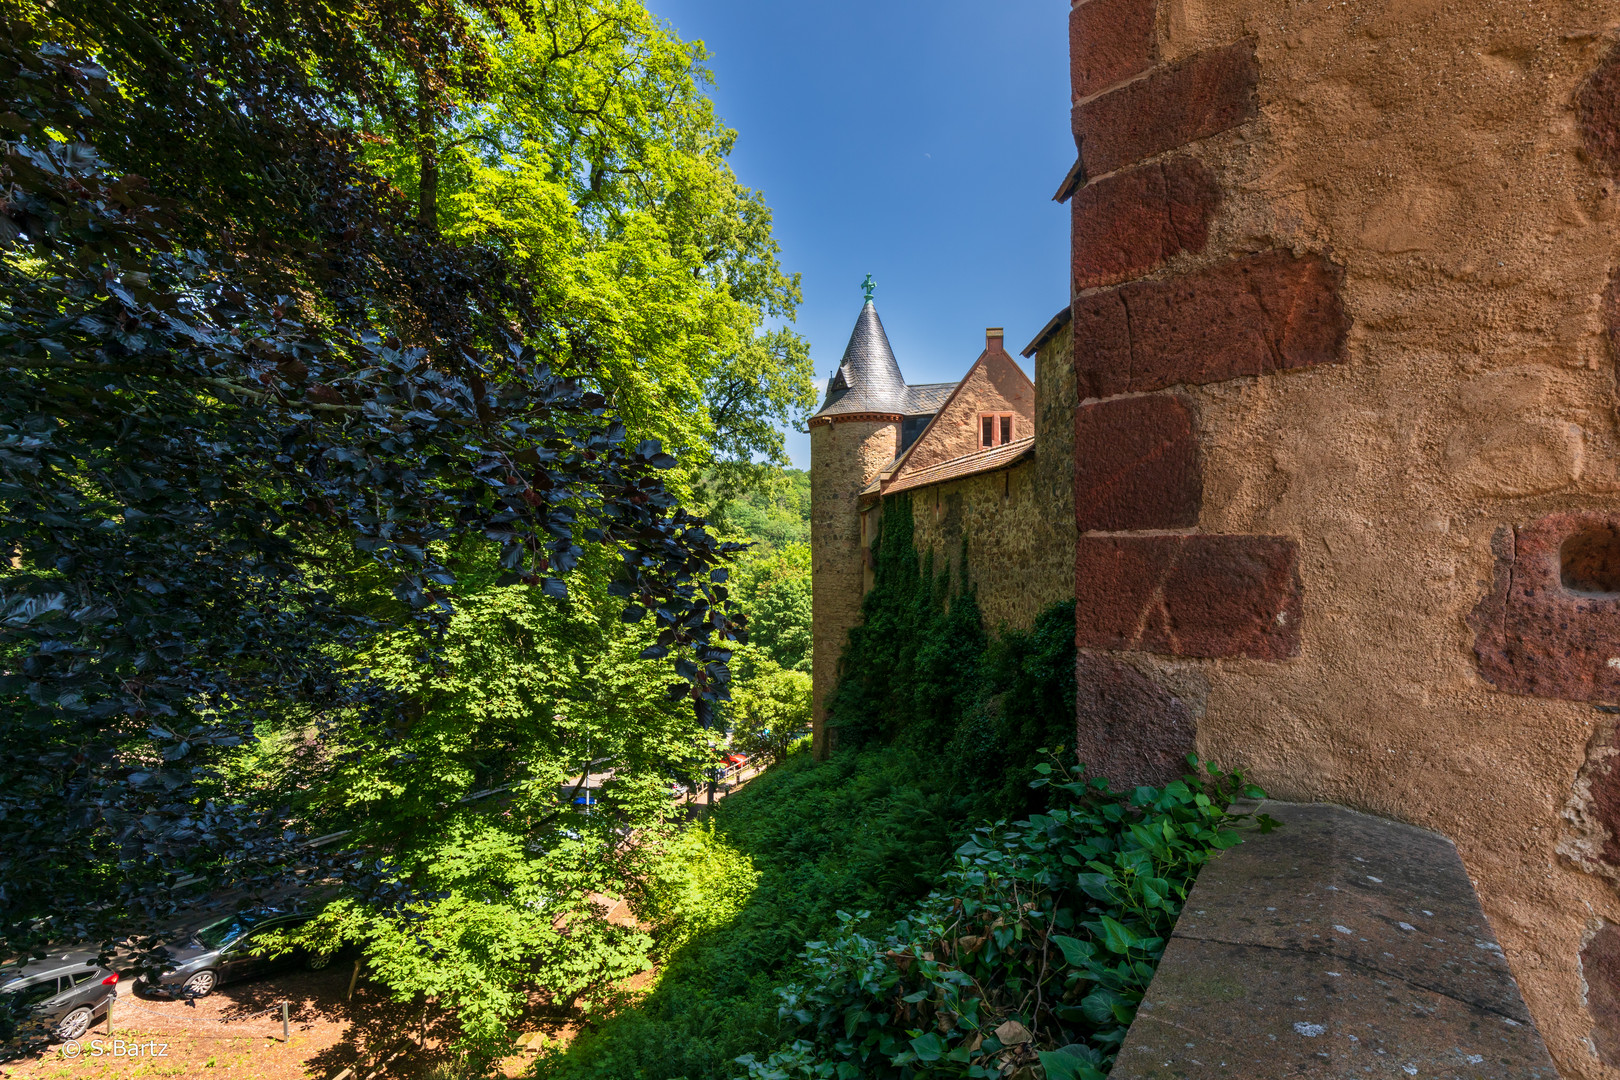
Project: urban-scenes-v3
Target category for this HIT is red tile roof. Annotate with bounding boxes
[881,437,1035,496]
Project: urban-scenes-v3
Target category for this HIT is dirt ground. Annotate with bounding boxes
[0,965,440,1080]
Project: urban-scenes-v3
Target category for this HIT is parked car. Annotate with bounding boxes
[0,950,118,1041]
[137,908,336,998]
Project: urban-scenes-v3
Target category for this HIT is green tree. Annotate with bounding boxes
[367,0,818,470]
[727,645,812,766]
[736,545,812,674]
[259,564,714,1054]
[0,2,788,1061]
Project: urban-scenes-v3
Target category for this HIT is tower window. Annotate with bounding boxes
[979,412,1015,449]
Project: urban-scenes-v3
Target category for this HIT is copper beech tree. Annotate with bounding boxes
[0,3,751,1037]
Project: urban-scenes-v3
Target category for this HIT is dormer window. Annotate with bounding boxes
[980,412,1015,449]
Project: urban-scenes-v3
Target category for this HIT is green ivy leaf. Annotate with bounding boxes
[1051,934,1096,967]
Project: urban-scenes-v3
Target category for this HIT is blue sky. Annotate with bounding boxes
[646,1,1073,468]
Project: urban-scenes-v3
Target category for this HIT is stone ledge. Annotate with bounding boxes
[1112,801,1557,1080]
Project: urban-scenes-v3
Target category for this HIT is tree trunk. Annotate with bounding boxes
[417,100,438,228]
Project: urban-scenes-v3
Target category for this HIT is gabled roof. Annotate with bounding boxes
[887,333,1035,478]
[881,437,1035,496]
[812,301,910,420]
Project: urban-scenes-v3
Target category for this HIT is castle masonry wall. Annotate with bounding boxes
[1064,0,1620,1072]
[907,326,1078,631]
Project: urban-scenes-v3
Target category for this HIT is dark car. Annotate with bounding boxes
[0,950,118,1041]
[138,908,335,998]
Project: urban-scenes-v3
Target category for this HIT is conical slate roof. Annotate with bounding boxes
[812,301,910,419]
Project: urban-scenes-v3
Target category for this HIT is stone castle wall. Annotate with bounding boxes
[1064,0,1620,1072]
[809,417,898,752]
[908,326,1078,631]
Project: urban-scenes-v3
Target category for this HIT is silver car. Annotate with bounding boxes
[0,950,118,1041]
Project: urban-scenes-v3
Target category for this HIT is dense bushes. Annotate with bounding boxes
[539,744,978,1080]
[736,761,1270,1080]
[636,823,761,961]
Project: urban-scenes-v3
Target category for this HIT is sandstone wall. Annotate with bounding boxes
[908,326,1077,631]
[810,418,898,753]
[1064,0,1620,1072]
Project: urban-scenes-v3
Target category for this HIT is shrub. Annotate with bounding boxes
[636,822,762,960]
[735,758,1273,1080]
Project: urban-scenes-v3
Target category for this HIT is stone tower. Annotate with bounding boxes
[1059,0,1620,1072]
[807,301,909,755]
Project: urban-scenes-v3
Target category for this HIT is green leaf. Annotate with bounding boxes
[1080,989,1120,1024]
[1039,1049,1107,1080]
[1051,934,1096,967]
[909,1032,947,1062]
[1099,915,1140,954]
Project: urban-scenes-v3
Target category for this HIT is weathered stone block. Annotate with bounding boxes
[1071,39,1258,179]
[1075,534,1300,659]
[1070,0,1157,102]
[1071,156,1218,291]
[1559,718,1620,883]
[1074,650,1196,788]
[1577,44,1620,176]
[1073,394,1200,531]
[1469,513,1620,702]
[1582,923,1620,1066]
[1071,250,1348,399]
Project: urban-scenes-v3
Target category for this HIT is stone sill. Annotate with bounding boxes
[1111,801,1558,1079]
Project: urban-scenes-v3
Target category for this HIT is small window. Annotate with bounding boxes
[70,970,97,987]
[978,412,1015,449]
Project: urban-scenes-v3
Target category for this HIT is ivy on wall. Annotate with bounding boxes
[827,495,1078,819]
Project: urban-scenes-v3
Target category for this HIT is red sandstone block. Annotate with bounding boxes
[1071,155,1218,291]
[1074,394,1200,531]
[1071,249,1348,399]
[1072,39,1258,179]
[1469,513,1620,702]
[1583,925,1620,1065]
[1073,649,1197,789]
[1071,0,1157,101]
[1075,534,1301,659]
[1578,46,1620,176]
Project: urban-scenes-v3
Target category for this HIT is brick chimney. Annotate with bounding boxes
[986,327,1005,353]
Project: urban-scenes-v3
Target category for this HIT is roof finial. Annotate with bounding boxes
[861,273,876,303]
